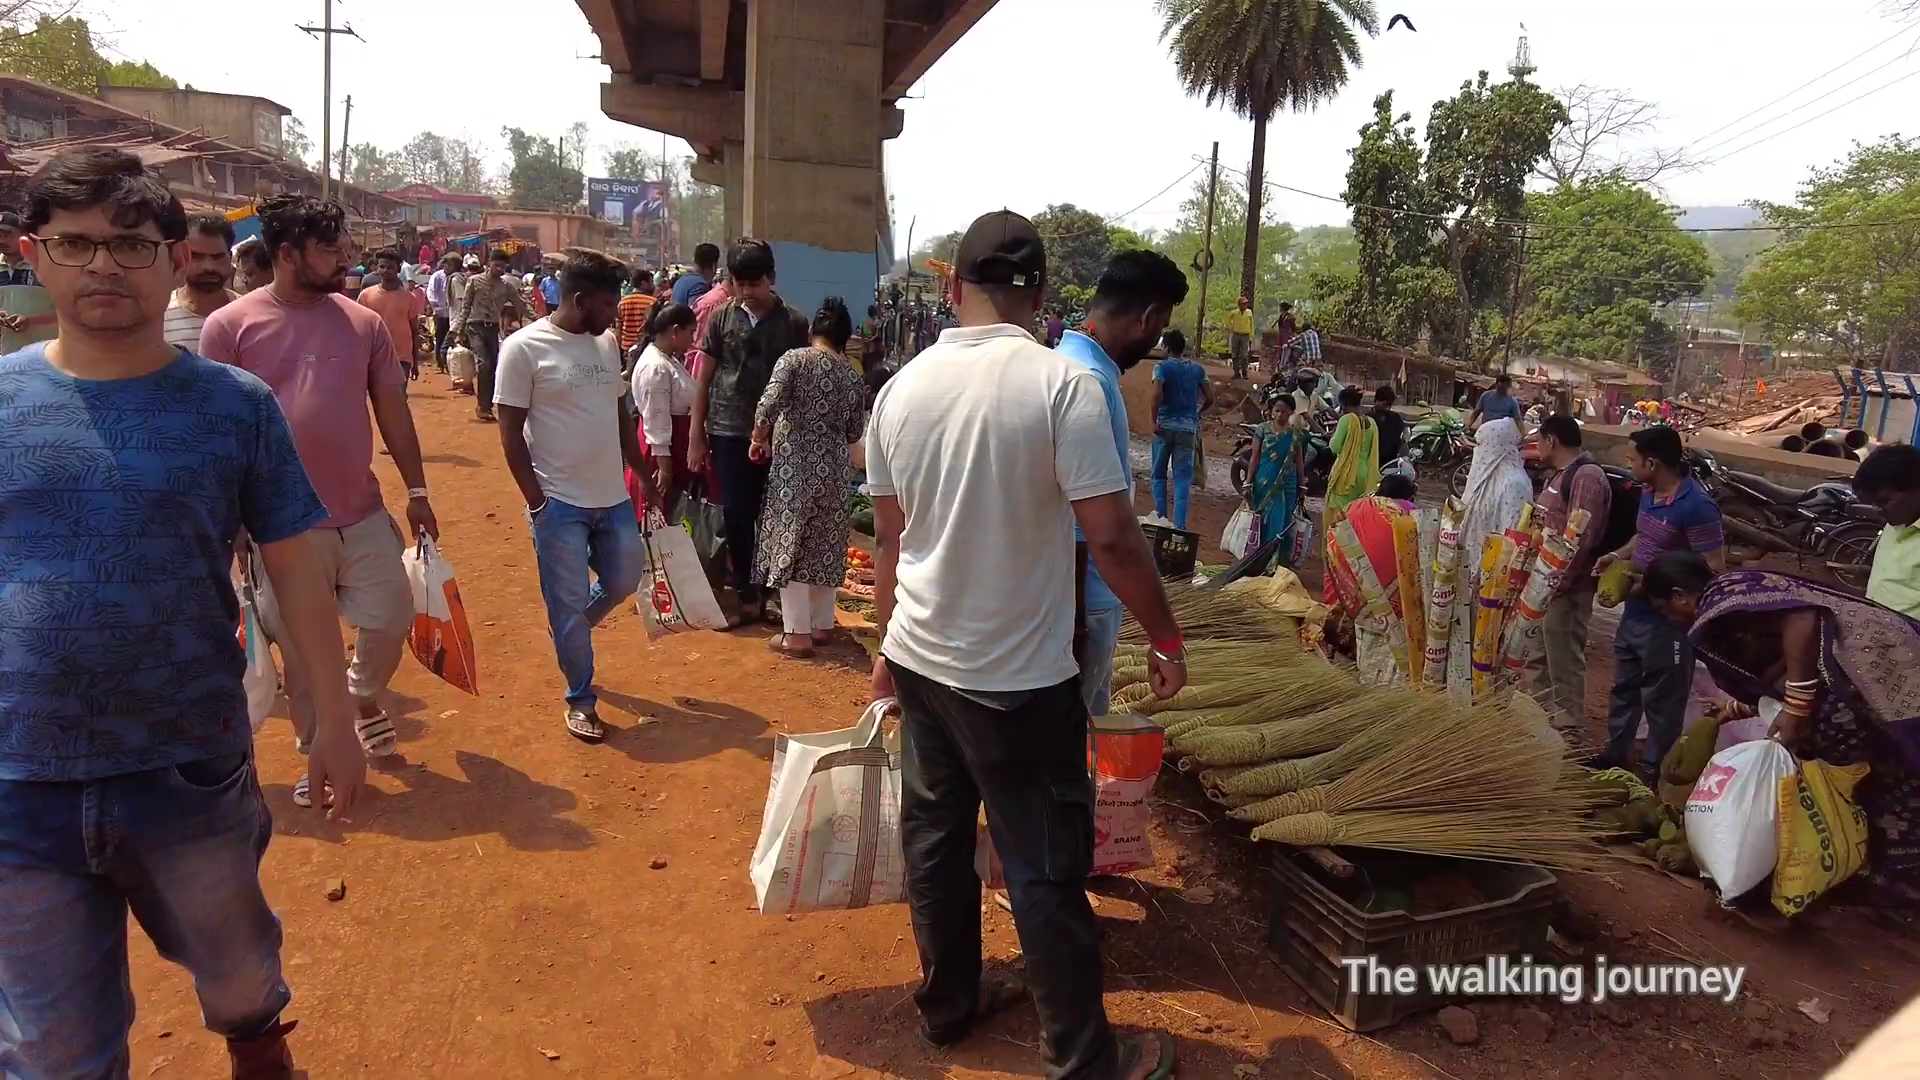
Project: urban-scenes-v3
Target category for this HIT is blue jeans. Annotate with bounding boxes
[1079,605,1124,718]
[530,497,647,711]
[1151,435,1196,530]
[0,752,287,1079]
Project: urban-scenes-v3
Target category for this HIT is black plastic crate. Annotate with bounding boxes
[1265,849,1558,1032]
[1140,522,1199,580]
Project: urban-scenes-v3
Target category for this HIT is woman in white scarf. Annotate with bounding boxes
[1445,417,1536,697]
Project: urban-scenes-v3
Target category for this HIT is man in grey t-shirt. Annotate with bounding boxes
[1470,372,1524,430]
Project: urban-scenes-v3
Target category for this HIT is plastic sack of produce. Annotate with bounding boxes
[1221,506,1256,560]
[447,344,475,390]
[1685,739,1798,900]
[402,537,479,694]
[637,509,728,637]
[752,699,905,913]
[1773,759,1871,917]
[976,714,1168,887]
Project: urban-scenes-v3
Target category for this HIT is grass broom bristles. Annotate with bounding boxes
[1249,808,1612,871]
[1209,709,1417,800]
[1121,586,1303,644]
[1175,689,1423,767]
[1164,667,1360,747]
[1228,700,1584,823]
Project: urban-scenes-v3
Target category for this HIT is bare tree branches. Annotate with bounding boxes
[1540,84,1696,187]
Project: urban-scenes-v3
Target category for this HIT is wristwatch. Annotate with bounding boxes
[407,487,430,500]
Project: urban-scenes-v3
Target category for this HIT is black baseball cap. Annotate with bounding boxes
[955,210,1045,289]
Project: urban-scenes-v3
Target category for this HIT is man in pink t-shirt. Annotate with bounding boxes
[200,195,442,806]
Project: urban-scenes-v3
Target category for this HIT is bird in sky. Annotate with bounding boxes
[1388,13,1416,31]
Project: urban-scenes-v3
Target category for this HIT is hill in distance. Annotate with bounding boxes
[1678,205,1764,231]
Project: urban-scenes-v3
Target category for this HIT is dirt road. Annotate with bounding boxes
[124,377,1918,1079]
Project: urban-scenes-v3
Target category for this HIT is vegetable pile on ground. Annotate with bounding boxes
[848,490,874,536]
[842,547,875,598]
[1112,586,1608,871]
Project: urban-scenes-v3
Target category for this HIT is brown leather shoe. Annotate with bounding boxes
[228,1018,297,1080]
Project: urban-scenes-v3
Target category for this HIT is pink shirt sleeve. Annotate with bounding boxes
[198,308,239,367]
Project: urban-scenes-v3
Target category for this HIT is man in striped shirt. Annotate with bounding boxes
[615,267,656,354]
[1592,425,1725,776]
[162,213,236,352]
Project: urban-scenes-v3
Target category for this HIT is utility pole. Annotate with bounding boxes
[1193,141,1220,357]
[336,94,352,189]
[296,2,363,201]
[1500,220,1528,374]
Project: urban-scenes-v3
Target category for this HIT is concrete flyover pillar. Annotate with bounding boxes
[743,0,886,316]
[690,141,745,246]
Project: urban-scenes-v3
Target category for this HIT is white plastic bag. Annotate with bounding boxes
[1716,697,1781,755]
[1221,507,1255,560]
[638,510,728,636]
[239,585,276,733]
[447,344,475,389]
[1685,738,1799,900]
[403,538,478,694]
[751,700,905,914]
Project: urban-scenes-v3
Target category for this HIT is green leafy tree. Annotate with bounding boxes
[1313,76,1563,360]
[105,59,174,88]
[344,143,406,191]
[0,14,177,95]
[601,144,653,180]
[1736,136,1920,365]
[1031,203,1114,305]
[502,127,583,212]
[1157,0,1378,310]
[1155,173,1312,354]
[282,116,315,168]
[1424,71,1566,359]
[395,132,491,191]
[1517,176,1711,363]
[1314,91,1442,345]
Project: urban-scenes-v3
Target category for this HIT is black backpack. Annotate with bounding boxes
[1568,460,1641,557]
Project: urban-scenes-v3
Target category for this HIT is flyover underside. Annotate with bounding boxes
[589,0,996,312]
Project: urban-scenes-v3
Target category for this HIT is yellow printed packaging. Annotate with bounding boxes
[1773,760,1871,917]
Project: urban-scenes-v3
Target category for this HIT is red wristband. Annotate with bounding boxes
[1150,634,1185,657]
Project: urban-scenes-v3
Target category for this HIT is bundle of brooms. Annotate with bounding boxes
[1113,642,1608,869]
[1119,584,1301,645]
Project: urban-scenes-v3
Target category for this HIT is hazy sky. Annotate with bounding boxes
[87,0,1920,249]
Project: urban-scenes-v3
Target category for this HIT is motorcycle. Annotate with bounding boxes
[1406,409,1471,471]
[1688,448,1881,592]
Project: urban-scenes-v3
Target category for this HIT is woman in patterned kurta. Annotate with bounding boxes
[751,298,866,657]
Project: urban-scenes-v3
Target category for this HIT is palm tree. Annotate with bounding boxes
[1158,0,1378,311]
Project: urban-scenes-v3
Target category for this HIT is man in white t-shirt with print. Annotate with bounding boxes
[494,249,658,742]
[865,210,1187,1080]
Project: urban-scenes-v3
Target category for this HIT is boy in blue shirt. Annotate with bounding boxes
[1149,328,1211,529]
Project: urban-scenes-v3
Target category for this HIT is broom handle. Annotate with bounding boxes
[1302,846,1357,879]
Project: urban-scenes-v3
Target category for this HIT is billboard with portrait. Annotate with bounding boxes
[587,177,669,233]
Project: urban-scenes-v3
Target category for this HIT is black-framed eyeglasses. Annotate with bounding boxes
[29,234,174,270]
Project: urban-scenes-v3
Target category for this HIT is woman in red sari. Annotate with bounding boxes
[626,303,701,519]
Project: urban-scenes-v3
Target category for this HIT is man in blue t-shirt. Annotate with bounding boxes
[672,242,719,307]
[0,148,368,1077]
[1470,372,1524,430]
[1057,251,1190,716]
[1149,328,1211,530]
[1591,425,1725,776]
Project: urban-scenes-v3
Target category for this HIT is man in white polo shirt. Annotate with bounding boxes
[866,210,1186,1080]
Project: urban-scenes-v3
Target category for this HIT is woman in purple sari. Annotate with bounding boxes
[1690,571,1920,904]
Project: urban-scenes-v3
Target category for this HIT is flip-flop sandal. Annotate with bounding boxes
[767,633,815,659]
[917,973,1030,1049]
[291,774,334,809]
[565,710,606,742]
[1115,1030,1176,1080]
[355,712,399,757]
